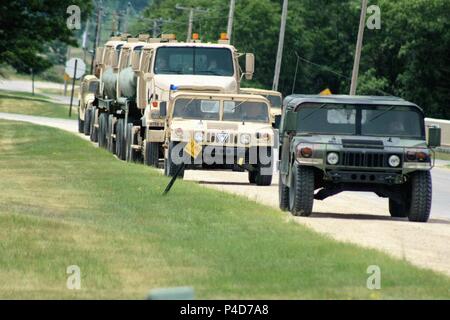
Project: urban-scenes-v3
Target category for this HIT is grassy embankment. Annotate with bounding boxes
[0,90,73,119]
[0,120,449,299]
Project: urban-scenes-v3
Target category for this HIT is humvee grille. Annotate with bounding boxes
[341,151,397,168]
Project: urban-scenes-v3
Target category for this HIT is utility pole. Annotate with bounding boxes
[272,0,288,92]
[349,0,368,95]
[90,0,103,74]
[124,2,132,33]
[176,4,208,42]
[292,52,300,94]
[82,19,90,64]
[227,0,236,41]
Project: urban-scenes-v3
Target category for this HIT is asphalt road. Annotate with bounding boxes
[1,112,449,277]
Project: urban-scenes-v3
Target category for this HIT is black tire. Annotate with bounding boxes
[90,107,98,142]
[279,174,289,211]
[388,198,409,218]
[98,112,108,149]
[255,168,273,186]
[407,171,432,222]
[143,140,160,167]
[78,112,84,133]
[83,108,92,136]
[248,170,257,184]
[289,165,314,217]
[115,118,127,160]
[126,123,139,162]
[165,142,185,178]
[107,114,116,154]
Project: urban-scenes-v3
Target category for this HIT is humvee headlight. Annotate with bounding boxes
[388,155,401,167]
[327,152,339,165]
[174,128,183,138]
[240,134,251,145]
[194,131,204,143]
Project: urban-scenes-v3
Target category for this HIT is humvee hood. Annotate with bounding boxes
[293,134,428,148]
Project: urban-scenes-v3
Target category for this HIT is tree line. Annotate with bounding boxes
[0,0,448,119]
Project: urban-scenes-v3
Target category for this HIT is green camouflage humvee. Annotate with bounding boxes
[278,95,441,222]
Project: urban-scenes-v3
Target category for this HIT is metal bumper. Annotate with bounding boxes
[325,170,404,185]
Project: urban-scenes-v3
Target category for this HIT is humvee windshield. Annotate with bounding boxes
[223,100,269,123]
[154,47,234,76]
[296,103,424,138]
[265,95,282,109]
[173,99,269,123]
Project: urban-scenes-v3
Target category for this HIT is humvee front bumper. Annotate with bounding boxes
[325,170,404,185]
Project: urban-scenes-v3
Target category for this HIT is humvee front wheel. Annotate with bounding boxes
[289,165,314,216]
[255,167,272,186]
[388,199,408,218]
[407,171,432,222]
[279,174,289,211]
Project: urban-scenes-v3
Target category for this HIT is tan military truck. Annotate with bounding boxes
[77,75,99,139]
[83,35,148,151]
[240,88,283,127]
[123,34,256,167]
[160,92,275,185]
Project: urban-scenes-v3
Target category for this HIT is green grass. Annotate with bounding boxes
[435,151,450,161]
[0,90,73,119]
[0,120,449,299]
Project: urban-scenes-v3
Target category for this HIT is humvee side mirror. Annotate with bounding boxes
[245,53,254,80]
[428,126,441,148]
[274,115,282,129]
[160,101,167,117]
[284,111,298,132]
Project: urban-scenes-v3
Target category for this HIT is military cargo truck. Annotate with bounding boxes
[161,92,275,185]
[278,95,441,222]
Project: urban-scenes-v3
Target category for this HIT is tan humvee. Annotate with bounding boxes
[162,92,275,185]
[240,88,283,126]
[77,75,99,135]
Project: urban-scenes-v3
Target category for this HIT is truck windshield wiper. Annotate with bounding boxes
[368,106,396,122]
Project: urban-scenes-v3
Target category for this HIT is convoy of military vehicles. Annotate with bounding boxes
[78,32,441,222]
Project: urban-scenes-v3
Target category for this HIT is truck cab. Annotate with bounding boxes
[278,95,441,222]
[162,92,275,185]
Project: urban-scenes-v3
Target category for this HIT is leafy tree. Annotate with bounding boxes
[0,0,92,74]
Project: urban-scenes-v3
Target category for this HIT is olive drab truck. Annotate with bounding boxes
[123,33,256,167]
[240,88,283,128]
[278,95,441,222]
[161,92,275,185]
